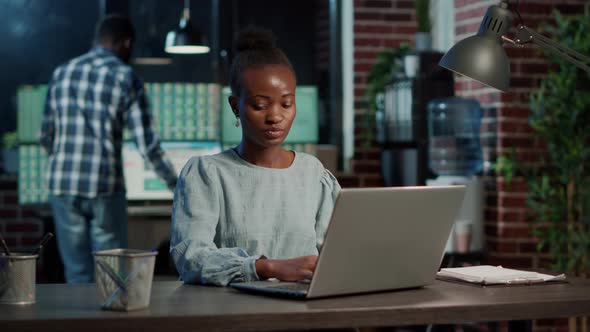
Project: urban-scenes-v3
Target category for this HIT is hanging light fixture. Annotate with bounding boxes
[165,0,210,54]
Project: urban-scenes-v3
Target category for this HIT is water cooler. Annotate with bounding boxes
[426,97,484,254]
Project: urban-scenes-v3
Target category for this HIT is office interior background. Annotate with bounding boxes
[1,0,589,330]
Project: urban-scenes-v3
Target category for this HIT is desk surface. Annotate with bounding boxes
[2,279,590,332]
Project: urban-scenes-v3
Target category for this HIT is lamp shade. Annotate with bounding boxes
[438,2,514,92]
[438,35,510,91]
[165,10,210,54]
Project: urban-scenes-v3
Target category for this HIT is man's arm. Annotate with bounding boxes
[125,74,177,190]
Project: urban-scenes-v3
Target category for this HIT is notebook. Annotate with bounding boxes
[436,265,567,286]
[230,185,466,299]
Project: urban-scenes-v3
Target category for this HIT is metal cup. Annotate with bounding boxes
[93,249,157,311]
[0,253,38,304]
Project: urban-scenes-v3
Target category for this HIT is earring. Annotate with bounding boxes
[235,118,240,127]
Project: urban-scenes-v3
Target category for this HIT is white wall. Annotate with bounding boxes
[342,0,354,171]
[430,0,456,52]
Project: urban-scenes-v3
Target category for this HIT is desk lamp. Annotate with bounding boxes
[165,0,210,54]
[438,0,590,92]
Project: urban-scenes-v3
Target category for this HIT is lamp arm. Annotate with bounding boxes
[514,25,590,74]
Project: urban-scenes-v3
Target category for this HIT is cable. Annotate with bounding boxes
[514,0,525,26]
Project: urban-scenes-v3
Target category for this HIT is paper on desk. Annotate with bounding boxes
[437,265,567,285]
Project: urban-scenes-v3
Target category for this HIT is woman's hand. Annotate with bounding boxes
[255,256,318,281]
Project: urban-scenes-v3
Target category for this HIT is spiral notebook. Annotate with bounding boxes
[436,265,567,286]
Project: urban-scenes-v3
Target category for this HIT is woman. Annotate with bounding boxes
[170,27,341,286]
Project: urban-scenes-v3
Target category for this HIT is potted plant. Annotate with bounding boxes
[414,0,432,51]
[528,7,590,278]
[496,11,590,330]
[362,44,409,147]
[2,131,18,173]
[497,7,590,277]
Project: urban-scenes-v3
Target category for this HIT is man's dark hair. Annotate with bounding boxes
[95,14,135,44]
[229,26,295,97]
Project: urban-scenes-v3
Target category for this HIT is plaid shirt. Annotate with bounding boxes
[41,47,177,197]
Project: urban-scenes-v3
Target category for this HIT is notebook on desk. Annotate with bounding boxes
[230,185,466,299]
[436,265,567,286]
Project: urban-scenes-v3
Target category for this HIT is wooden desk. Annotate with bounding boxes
[1,279,589,332]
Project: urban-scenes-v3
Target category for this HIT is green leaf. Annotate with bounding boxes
[525,5,590,273]
[414,0,431,32]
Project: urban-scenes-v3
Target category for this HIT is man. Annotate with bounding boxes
[40,15,177,283]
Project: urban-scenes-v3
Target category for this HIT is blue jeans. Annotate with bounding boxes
[50,192,128,283]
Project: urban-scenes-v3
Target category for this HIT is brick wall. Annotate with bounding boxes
[350,0,417,187]
[0,175,44,253]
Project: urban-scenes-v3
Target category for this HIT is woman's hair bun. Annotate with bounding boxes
[235,26,277,52]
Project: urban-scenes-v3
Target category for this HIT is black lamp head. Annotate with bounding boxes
[439,1,514,91]
[165,8,210,54]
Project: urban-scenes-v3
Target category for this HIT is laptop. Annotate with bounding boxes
[230,185,466,299]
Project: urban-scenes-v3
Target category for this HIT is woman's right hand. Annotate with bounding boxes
[255,255,318,282]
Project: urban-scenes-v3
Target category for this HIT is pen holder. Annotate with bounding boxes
[0,253,38,304]
[94,249,157,311]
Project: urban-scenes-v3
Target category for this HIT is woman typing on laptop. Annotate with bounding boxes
[170,27,341,286]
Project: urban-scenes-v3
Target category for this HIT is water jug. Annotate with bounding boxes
[428,97,483,177]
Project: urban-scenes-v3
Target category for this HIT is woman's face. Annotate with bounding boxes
[229,64,296,149]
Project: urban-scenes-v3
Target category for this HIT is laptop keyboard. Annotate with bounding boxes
[267,283,309,291]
